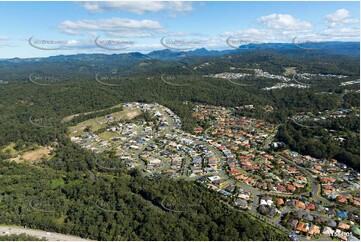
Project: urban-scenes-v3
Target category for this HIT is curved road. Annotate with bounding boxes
[0,225,93,241]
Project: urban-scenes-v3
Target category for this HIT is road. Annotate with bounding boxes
[0,225,93,241]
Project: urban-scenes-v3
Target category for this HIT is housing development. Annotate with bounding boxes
[67,101,360,241]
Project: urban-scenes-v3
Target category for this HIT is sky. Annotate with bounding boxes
[0,1,359,58]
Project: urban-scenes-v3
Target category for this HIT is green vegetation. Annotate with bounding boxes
[0,50,359,239]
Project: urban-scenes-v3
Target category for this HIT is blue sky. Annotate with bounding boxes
[0,1,359,58]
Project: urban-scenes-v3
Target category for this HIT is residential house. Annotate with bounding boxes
[234,198,248,209]
[308,225,320,235]
[337,210,348,219]
[277,198,284,206]
[303,213,314,222]
[287,219,299,230]
[322,226,334,236]
[287,184,296,193]
[305,203,316,211]
[296,222,309,233]
[338,222,350,231]
[295,200,306,209]
[327,218,337,228]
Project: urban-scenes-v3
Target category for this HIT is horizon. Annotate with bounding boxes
[1,40,360,60]
[0,1,359,58]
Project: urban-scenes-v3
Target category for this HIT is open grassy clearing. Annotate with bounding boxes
[8,146,54,163]
[62,103,123,123]
[68,107,141,137]
[283,67,297,76]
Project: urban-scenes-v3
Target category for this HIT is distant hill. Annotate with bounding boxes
[0,42,358,81]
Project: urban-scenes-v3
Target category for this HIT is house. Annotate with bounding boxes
[303,213,314,222]
[314,214,325,224]
[224,184,236,193]
[238,193,250,200]
[258,182,268,190]
[296,222,309,233]
[244,177,255,185]
[287,219,299,230]
[268,207,278,217]
[350,226,360,237]
[334,229,348,241]
[194,127,203,133]
[197,176,207,183]
[337,196,348,204]
[277,198,284,206]
[287,184,296,193]
[306,203,316,211]
[260,196,273,206]
[338,222,350,230]
[293,182,305,188]
[276,184,286,192]
[295,200,306,209]
[219,189,233,197]
[234,198,248,209]
[292,210,304,219]
[325,207,337,216]
[322,226,334,236]
[321,177,336,184]
[337,210,348,219]
[327,218,337,228]
[208,175,221,182]
[347,212,358,222]
[308,225,320,235]
[286,199,296,207]
[258,205,269,215]
[288,167,297,173]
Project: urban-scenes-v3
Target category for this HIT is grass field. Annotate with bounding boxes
[283,67,297,76]
[8,146,53,163]
[68,106,142,137]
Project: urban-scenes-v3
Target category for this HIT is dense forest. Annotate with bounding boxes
[0,48,359,239]
[0,139,287,240]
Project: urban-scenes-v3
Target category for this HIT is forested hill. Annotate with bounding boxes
[0,42,359,81]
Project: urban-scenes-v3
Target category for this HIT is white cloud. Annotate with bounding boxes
[79,1,193,15]
[0,36,9,41]
[221,28,278,43]
[58,17,164,37]
[325,9,359,27]
[259,14,312,32]
[320,27,360,39]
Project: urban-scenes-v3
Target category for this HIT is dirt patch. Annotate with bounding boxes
[126,110,141,119]
[10,146,53,163]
